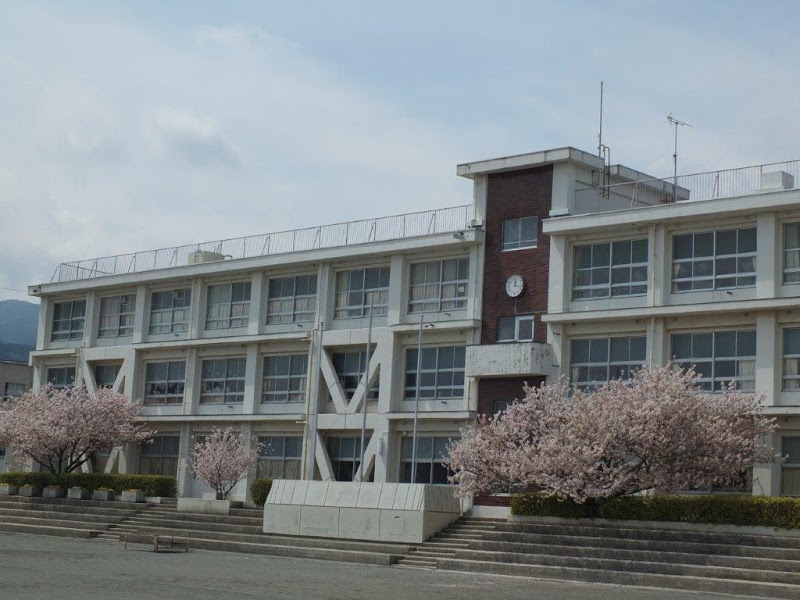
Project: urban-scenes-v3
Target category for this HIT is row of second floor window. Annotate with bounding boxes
[44,344,468,406]
[50,259,470,342]
[571,223,800,300]
[570,327,800,392]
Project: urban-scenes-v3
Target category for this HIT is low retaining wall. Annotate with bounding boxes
[264,480,461,544]
[177,498,231,515]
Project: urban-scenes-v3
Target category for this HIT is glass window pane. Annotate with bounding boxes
[785,329,800,356]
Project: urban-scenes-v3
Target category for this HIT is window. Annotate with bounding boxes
[200,358,246,404]
[671,330,756,391]
[783,329,800,391]
[782,437,800,496]
[262,355,307,403]
[332,351,379,401]
[334,267,390,319]
[497,315,534,342]
[400,436,459,484]
[47,367,76,390]
[326,436,371,482]
[205,282,251,330]
[3,382,26,398]
[266,275,317,324]
[258,436,302,479]
[98,295,136,338]
[784,223,800,284]
[672,228,756,292]
[144,361,186,406]
[570,336,646,389]
[502,216,538,251]
[573,240,648,299]
[404,346,466,400]
[51,300,86,341]
[94,364,121,389]
[408,258,469,313]
[139,435,180,476]
[149,289,191,334]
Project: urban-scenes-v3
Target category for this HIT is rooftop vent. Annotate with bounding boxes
[760,170,794,192]
[187,250,225,265]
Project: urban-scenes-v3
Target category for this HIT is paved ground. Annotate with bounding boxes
[0,533,764,600]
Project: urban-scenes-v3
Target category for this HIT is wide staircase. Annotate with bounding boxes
[0,496,410,565]
[398,516,800,598]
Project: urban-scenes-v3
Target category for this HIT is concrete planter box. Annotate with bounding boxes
[121,489,146,503]
[43,486,64,499]
[92,489,115,501]
[0,483,18,496]
[19,484,42,497]
[264,480,462,544]
[177,498,231,515]
[67,487,90,500]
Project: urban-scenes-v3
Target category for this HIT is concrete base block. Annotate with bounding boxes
[0,484,18,496]
[43,487,64,499]
[264,504,301,535]
[121,490,146,503]
[299,505,339,537]
[67,487,90,500]
[339,507,380,541]
[177,498,231,515]
[18,485,42,497]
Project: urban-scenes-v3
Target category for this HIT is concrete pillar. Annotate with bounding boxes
[646,317,667,365]
[177,424,192,498]
[243,344,259,414]
[36,298,49,351]
[467,242,484,324]
[650,223,668,307]
[183,348,200,416]
[756,212,778,300]
[550,162,577,216]
[387,254,405,326]
[316,263,332,326]
[472,174,488,226]
[189,279,204,339]
[755,312,778,406]
[83,291,98,348]
[132,285,147,344]
[248,272,264,336]
[547,235,568,316]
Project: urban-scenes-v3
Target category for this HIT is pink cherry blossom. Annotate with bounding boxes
[446,365,781,503]
[0,384,152,474]
[188,428,260,500]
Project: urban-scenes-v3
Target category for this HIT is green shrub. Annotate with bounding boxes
[0,472,177,498]
[510,493,800,530]
[250,478,273,506]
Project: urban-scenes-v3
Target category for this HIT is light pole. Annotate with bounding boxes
[358,295,374,481]
[307,321,324,481]
[410,313,424,483]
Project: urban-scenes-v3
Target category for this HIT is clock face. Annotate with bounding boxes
[505,275,524,298]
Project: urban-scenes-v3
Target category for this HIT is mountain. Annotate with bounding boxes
[0,300,38,361]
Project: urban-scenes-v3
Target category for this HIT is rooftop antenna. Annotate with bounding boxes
[667,113,692,202]
[597,81,604,157]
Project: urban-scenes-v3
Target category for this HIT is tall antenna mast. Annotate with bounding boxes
[667,113,692,202]
[597,81,604,157]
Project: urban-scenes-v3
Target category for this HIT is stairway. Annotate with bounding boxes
[399,516,800,599]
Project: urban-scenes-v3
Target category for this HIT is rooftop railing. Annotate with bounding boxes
[51,204,475,283]
[573,159,800,215]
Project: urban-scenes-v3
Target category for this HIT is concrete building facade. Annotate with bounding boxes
[26,146,800,500]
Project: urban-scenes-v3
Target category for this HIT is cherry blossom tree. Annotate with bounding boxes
[446,365,781,504]
[188,428,260,500]
[0,384,152,474]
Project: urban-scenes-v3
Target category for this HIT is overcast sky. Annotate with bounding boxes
[1,0,799,302]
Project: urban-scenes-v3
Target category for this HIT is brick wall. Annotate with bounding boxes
[477,376,545,415]
[480,165,552,345]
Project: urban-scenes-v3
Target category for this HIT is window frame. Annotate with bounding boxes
[149,288,192,334]
[98,295,136,338]
[784,222,800,284]
[782,328,800,391]
[404,345,467,400]
[408,258,469,314]
[781,436,800,496]
[501,216,539,251]
[399,435,459,484]
[671,228,757,293]
[139,435,180,476]
[331,350,379,402]
[570,336,647,390]
[200,357,246,405]
[326,435,369,482]
[94,364,121,389]
[496,315,535,343]
[3,382,26,398]
[572,239,648,300]
[205,281,251,330]
[334,267,390,319]
[262,354,308,403]
[46,366,76,390]
[257,435,303,479]
[51,300,86,341]
[670,330,756,392]
[266,275,318,324]
[143,360,186,406]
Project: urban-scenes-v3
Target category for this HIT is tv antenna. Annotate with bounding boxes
[667,113,692,202]
[597,81,604,157]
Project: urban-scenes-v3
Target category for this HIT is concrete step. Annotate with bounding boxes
[0,499,140,517]
[436,557,800,600]
[0,508,129,524]
[461,538,800,573]
[495,521,800,549]
[0,515,114,531]
[410,549,456,558]
[421,540,471,549]
[94,533,122,543]
[143,512,262,526]
[446,547,800,586]
[0,522,98,539]
[121,518,263,535]
[120,532,404,565]
[0,496,155,510]
[463,530,800,561]
[396,557,437,569]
